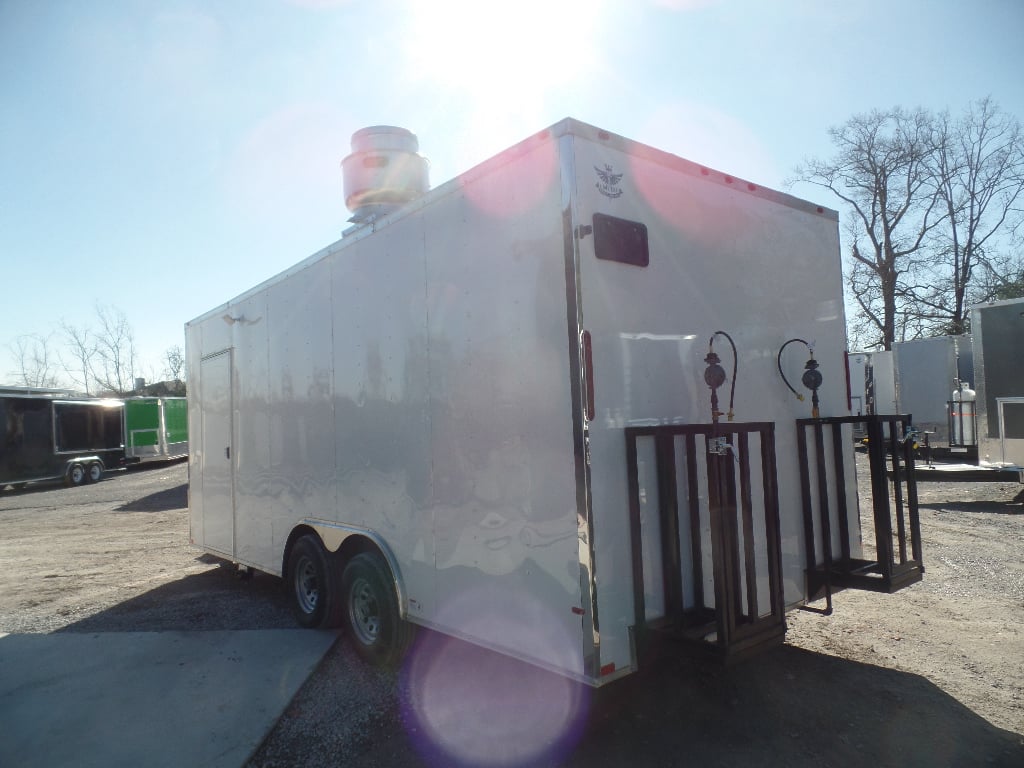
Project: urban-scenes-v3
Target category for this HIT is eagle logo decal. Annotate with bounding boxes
[595,164,624,199]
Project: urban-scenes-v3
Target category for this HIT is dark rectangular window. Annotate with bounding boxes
[593,213,649,267]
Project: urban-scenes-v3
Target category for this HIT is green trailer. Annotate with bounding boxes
[123,397,188,463]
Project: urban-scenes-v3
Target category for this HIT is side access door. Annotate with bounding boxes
[198,350,235,556]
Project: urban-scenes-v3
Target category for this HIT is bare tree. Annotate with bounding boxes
[792,107,946,349]
[8,333,61,389]
[59,320,96,396]
[970,260,1024,304]
[163,345,185,382]
[922,97,1024,334]
[92,304,138,395]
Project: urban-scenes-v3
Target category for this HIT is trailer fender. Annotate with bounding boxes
[63,456,104,487]
[85,460,105,484]
[62,456,106,484]
[296,520,408,621]
[65,462,87,487]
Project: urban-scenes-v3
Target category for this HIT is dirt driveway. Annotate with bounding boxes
[1,461,1022,767]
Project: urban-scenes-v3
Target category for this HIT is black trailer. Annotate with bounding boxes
[0,396,125,489]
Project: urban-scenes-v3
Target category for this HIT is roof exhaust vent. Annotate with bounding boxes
[342,126,429,224]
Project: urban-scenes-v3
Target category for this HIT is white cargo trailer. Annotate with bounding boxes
[892,335,973,447]
[972,297,1024,467]
[187,119,922,685]
[846,350,897,417]
[845,349,898,441]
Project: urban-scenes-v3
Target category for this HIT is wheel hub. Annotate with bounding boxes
[294,557,319,614]
[349,577,380,645]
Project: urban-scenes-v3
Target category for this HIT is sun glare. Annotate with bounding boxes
[400,0,602,178]
[404,0,598,96]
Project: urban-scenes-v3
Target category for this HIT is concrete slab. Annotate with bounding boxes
[0,629,337,768]
[912,462,1024,482]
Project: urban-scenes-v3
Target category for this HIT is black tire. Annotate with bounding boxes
[341,552,414,667]
[66,463,86,487]
[286,534,341,629]
[86,461,104,484]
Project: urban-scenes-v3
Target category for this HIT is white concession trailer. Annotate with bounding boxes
[187,119,922,686]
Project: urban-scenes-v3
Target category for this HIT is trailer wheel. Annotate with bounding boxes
[86,461,104,484]
[341,552,413,667]
[66,463,86,487]
[286,534,341,629]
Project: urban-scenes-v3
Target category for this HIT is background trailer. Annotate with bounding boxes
[1,396,124,488]
[892,335,973,448]
[187,119,922,686]
[972,298,1024,467]
[846,350,897,440]
[123,397,189,464]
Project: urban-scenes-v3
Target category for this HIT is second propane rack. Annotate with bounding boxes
[797,414,924,614]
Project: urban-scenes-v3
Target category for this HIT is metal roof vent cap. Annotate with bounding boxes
[342,126,429,224]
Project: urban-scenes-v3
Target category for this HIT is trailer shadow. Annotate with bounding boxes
[55,563,294,633]
[1,479,66,495]
[115,483,188,512]
[123,456,189,472]
[301,630,1024,768]
[556,640,1024,768]
[921,499,1024,515]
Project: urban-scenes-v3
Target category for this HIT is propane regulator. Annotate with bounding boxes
[704,331,738,423]
[778,338,823,418]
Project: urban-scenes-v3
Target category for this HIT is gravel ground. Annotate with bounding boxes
[1,458,1022,767]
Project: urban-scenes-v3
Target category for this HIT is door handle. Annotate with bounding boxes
[225,446,231,460]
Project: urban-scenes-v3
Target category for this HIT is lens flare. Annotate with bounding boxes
[400,586,590,767]
[459,133,559,219]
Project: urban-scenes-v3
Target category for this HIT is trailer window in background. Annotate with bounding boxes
[593,213,649,267]
[54,403,123,452]
[1,398,51,475]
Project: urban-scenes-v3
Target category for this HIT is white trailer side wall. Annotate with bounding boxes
[420,141,582,673]
[188,135,586,678]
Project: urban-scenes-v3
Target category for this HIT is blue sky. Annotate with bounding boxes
[2,0,1022,386]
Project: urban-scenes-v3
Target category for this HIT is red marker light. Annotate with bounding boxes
[582,330,595,422]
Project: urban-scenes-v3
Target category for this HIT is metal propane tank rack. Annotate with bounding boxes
[796,414,924,616]
[624,420,786,661]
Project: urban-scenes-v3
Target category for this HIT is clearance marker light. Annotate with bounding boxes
[582,330,595,421]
